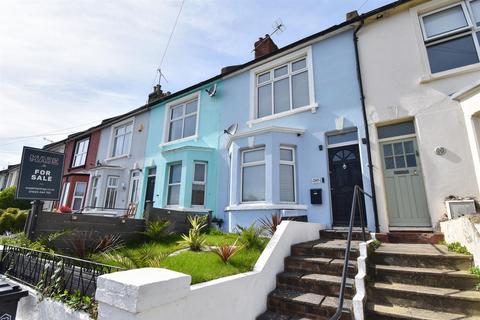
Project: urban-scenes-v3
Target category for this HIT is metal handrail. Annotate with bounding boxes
[329,185,372,320]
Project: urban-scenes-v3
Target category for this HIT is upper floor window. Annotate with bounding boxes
[420,1,480,73]
[72,138,89,167]
[167,99,198,142]
[112,121,133,157]
[256,57,310,118]
[241,148,265,202]
[279,147,296,203]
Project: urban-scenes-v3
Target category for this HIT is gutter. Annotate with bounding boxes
[353,21,380,233]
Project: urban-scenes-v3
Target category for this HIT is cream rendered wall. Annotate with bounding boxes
[358,1,480,232]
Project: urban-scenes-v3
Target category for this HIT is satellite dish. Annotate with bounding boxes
[205,83,217,97]
[224,123,238,135]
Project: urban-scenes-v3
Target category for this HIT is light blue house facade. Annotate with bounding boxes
[217,29,376,232]
[138,82,222,217]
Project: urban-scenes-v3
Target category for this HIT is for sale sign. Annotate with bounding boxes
[16,146,65,200]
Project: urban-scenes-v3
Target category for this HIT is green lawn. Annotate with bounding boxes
[91,230,266,284]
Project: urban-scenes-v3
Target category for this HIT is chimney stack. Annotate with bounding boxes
[346,10,359,21]
[254,34,278,59]
[148,84,171,104]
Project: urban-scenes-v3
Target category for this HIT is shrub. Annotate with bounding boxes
[214,239,242,263]
[36,229,72,251]
[0,213,16,234]
[446,242,471,255]
[59,206,72,213]
[259,214,282,237]
[101,247,168,269]
[69,231,124,259]
[237,224,264,250]
[178,215,208,251]
[5,208,20,215]
[0,233,48,251]
[0,187,31,210]
[141,220,171,241]
[12,211,28,232]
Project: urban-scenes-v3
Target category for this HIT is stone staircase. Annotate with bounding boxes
[257,229,369,320]
[366,242,480,319]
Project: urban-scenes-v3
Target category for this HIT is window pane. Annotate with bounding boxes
[393,143,404,155]
[125,123,133,133]
[194,163,206,182]
[280,164,295,202]
[292,58,306,71]
[258,72,270,84]
[242,165,265,201]
[427,35,479,73]
[274,65,288,78]
[74,182,86,196]
[185,100,198,114]
[243,149,264,163]
[292,71,309,108]
[169,119,183,141]
[377,121,415,139]
[171,105,183,119]
[72,198,83,211]
[327,130,358,145]
[406,154,417,167]
[404,141,414,154]
[169,164,182,183]
[123,132,132,155]
[395,156,406,168]
[113,135,124,157]
[472,0,480,26]
[258,84,272,118]
[423,5,468,38]
[280,148,293,161]
[116,125,125,136]
[383,144,393,156]
[384,157,395,169]
[274,78,290,114]
[167,185,180,205]
[191,184,205,206]
[148,167,157,176]
[183,115,197,138]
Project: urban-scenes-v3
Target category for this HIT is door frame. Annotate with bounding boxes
[326,128,365,227]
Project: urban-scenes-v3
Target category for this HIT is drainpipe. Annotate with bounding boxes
[353,20,380,233]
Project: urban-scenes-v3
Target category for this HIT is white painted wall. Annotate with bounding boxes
[96,221,325,320]
[358,0,480,232]
[441,214,480,266]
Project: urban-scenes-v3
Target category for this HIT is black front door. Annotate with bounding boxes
[144,175,156,209]
[328,144,365,226]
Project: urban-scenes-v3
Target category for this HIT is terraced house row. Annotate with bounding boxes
[24,0,480,234]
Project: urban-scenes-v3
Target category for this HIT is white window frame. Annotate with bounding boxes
[104,175,119,209]
[89,176,100,208]
[279,146,297,203]
[240,147,266,203]
[72,138,89,168]
[60,182,70,206]
[167,163,182,207]
[128,171,141,205]
[109,118,134,159]
[162,92,200,145]
[191,161,207,207]
[248,47,317,127]
[72,181,87,211]
[415,0,480,78]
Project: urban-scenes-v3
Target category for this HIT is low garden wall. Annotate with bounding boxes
[440,214,480,266]
[146,206,211,234]
[95,221,325,320]
[30,211,145,251]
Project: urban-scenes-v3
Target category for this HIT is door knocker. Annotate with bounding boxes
[342,163,347,170]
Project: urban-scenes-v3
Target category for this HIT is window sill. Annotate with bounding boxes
[163,206,212,213]
[419,63,480,84]
[159,135,199,148]
[246,103,319,128]
[105,154,130,162]
[225,203,307,211]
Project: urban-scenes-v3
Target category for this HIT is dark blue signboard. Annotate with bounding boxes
[16,147,65,200]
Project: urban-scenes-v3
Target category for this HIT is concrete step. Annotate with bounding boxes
[365,303,480,320]
[374,232,444,244]
[277,272,355,299]
[256,310,313,320]
[368,282,480,316]
[372,243,473,270]
[319,229,371,241]
[291,239,360,259]
[285,256,357,277]
[370,264,479,290]
[266,289,352,320]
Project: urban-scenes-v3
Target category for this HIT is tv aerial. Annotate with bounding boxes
[271,18,286,36]
[156,68,169,85]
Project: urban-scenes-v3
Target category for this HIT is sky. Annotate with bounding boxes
[0,0,393,169]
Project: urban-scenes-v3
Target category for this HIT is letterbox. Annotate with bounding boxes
[310,188,322,204]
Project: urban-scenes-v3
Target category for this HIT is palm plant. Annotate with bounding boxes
[237,223,264,250]
[178,215,208,251]
[259,213,282,237]
[141,220,171,241]
[213,239,242,263]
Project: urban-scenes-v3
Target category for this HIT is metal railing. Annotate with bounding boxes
[0,245,123,297]
[329,185,372,320]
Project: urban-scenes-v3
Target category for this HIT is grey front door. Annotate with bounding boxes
[381,138,431,227]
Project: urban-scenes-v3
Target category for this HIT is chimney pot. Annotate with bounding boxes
[346,10,359,21]
[254,34,278,59]
[148,84,169,104]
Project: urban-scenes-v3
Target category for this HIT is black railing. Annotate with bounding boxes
[0,245,123,297]
[329,185,372,320]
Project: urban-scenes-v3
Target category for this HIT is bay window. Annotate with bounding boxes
[89,176,99,208]
[192,162,207,206]
[104,176,119,209]
[256,57,310,118]
[167,163,182,206]
[72,138,89,167]
[111,121,133,157]
[279,147,296,203]
[72,182,87,211]
[241,148,265,202]
[420,1,480,73]
[167,99,198,142]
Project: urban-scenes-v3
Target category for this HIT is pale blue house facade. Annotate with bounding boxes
[217,29,376,232]
[138,82,222,217]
